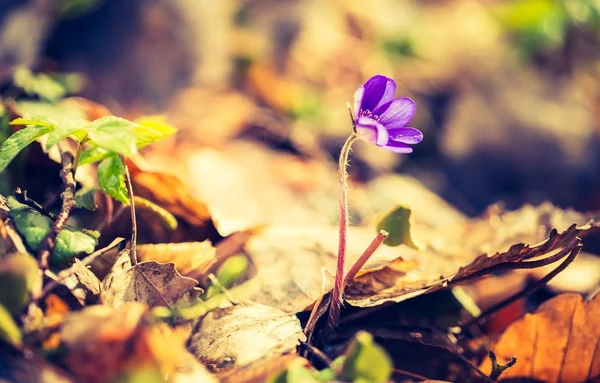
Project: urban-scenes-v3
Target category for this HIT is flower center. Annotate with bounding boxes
[359,109,380,121]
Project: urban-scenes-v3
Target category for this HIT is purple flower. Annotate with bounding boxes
[353,75,422,153]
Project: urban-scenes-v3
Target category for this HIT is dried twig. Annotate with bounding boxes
[38,148,76,270]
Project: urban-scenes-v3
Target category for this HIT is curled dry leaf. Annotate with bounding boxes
[241,203,600,314]
[481,293,600,382]
[101,249,198,308]
[345,204,600,307]
[188,302,306,375]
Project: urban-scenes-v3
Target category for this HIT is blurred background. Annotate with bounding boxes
[1,0,600,230]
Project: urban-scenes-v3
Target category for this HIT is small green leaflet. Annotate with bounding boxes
[339,331,393,383]
[133,196,177,229]
[79,116,177,166]
[6,197,98,262]
[13,67,67,102]
[0,125,52,172]
[87,116,138,157]
[78,146,110,166]
[134,116,177,147]
[74,186,100,211]
[97,155,129,204]
[0,304,21,346]
[376,205,421,249]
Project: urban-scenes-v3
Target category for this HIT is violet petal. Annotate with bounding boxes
[383,140,413,153]
[360,75,397,113]
[355,116,389,147]
[387,127,423,145]
[376,97,416,129]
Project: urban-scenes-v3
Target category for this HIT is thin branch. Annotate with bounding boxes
[121,155,137,266]
[38,148,76,270]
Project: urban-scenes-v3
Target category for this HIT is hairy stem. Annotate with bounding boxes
[121,155,138,265]
[328,133,358,329]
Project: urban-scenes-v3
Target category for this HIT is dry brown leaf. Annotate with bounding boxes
[345,204,600,308]
[240,204,600,314]
[241,225,405,313]
[481,293,600,382]
[101,250,198,308]
[100,162,222,245]
[136,241,217,282]
[188,302,306,374]
[56,303,216,383]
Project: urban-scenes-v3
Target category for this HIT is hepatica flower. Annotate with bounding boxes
[353,75,422,153]
[327,74,422,329]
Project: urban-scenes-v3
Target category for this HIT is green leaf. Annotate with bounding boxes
[6,196,98,262]
[97,155,129,204]
[203,255,248,299]
[11,115,89,150]
[45,120,88,150]
[0,125,52,172]
[13,67,67,102]
[78,146,111,166]
[376,205,421,249]
[134,116,177,147]
[15,100,87,122]
[268,359,320,383]
[0,253,39,314]
[88,116,138,157]
[133,196,177,230]
[10,117,59,129]
[74,186,99,211]
[339,331,392,383]
[0,304,21,346]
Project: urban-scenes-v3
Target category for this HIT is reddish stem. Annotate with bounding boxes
[328,133,358,328]
[345,230,388,283]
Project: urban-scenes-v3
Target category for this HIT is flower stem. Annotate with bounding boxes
[328,133,358,329]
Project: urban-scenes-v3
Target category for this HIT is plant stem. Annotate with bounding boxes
[328,133,358,329]
[345,230,389,282]
[72,135,88,178]
[120,155,138,266]
[38,147,76,270]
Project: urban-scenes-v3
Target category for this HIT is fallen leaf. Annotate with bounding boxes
[345,204,600,307]
[188,302,306,374]
[106,163,223,244]
[241,203,600,313]
[240,225,404,313]
[481,293,600,382]
[57,303,215,383]
[136,241,217,282]
[101,249,198,308]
